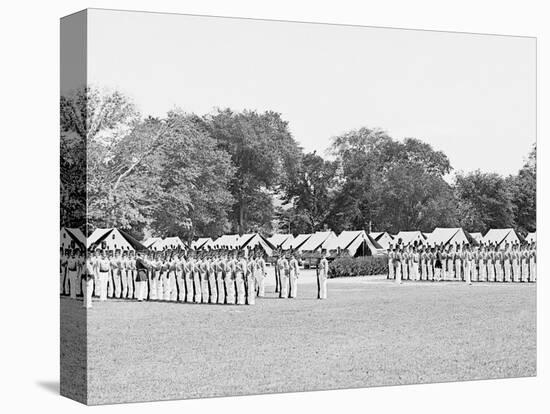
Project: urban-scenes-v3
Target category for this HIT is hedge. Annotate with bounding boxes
[329,256,388,278]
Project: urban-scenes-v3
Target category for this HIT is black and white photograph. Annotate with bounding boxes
[58,7,537,406]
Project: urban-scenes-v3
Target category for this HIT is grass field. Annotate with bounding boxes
[64,270,536,405]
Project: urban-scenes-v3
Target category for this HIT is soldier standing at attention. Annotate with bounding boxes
[97,250,111,301]
[235,252,247,305]
[108,250,119,298]
[278,253,290,298]
[274,249,281,293]
[529,242,536,282]
[521,245,530,282]
[207,253,218,304]
[60,247,67,295]
[318,250,329,299]
[401,247,409,281]
[256,253,266,297]
[427,247,435,281]
[83,252,96,308]
[192,253,202,303]
[420,247,427,281]
[127,250,136,299]
[394,247,402,284]
[224,252,235,305]
[486,245,495,282]
[199,253,210,304]
[463,245,472,285]
[66,249,79,299]
[245,254,256,305]
[175,251,185,302]
[288,253,300,298]
[494,248,503,282]
[120,250,129,299]
[135,251,150,301]
[387,246,395,280]
[411,246,420,281]
[434,246,443,282]
[512,246,521,282]
[478,246,487,282]
[215,252,225,304]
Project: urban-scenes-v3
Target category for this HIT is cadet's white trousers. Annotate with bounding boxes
[464,261,472,285]
[504,260,512,282]
[395,265,402,284]
[224,275,234,304]
[318,274,327,299]
[83,277,94,308]
[208,274,217,303]
[529,258,536,282]
[487,260,495,282]
[256,273,265,297]
[495,263,503,282]
[289,274,298,298]
[455,259,462,281]
[68,270,78,299]
[246,275,255,305]
[412,263,419,281]
[98,271,109,301]
[135,281,147,301]
[388,259,394,279]
[200,274,209,304]
[235,273,246,305]
[216,273,225,304]
[279,275,289,298]
[512,260,520,282]
[193,273,202,303]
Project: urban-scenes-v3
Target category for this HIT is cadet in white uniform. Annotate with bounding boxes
[318,251,329,299]
[463,245,472,285]
[120,250,129,299]
[83,253,95,308]
[215,253,225,304]
[387,247,395,280]
[278,254,289,298]
[235,253,247,305]
[67,249,79,299]
[288,254,300,298]
[394,248,402,284]
[97,250,111,301]
[225,253,236,305]
[245,255,256,305]
[256,254,266,297]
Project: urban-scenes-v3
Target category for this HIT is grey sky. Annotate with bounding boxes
[87,9,536,176]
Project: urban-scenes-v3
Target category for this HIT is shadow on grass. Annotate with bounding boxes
[36,380,59,395]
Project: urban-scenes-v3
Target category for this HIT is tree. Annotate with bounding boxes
[328,128,455,233]
[283,151,339,232]
[508,144,536,234]
[205,109,301,233]
[454,170,515,233]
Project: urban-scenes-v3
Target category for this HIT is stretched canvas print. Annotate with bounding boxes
[60,9,537,405]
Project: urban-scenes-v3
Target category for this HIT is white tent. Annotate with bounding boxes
[299,231,338,252]
[282,234,311,250]
[213,234,241,249]
[60,227,86,250]
[395,231,427,246]
[369,232,394,250]
[426,227,476,247]
[157,236,186,250]
[326,230,385,256]
[469,232,483,243]
[192,237,214,250]
[88,228,145,251]
[268,233,293,248]
[240,233,275,256]
[525,232,536,243]
[482,228,521,248]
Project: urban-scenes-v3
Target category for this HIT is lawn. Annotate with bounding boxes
[64,271,536,405]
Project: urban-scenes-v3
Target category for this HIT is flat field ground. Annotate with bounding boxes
[64,269,536,405]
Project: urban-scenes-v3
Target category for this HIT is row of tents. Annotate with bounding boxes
[61,227,537,257]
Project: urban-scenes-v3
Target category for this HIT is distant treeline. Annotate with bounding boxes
[60,87,536,240]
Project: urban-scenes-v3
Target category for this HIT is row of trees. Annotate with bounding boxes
[60,87,536,241]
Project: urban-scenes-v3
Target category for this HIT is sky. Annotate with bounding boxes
[87,9,536,176]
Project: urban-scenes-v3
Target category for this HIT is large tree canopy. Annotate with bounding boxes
[205,109,301,234]
[60,88,536,240]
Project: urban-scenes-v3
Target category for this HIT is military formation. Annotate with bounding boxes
[60,247,330,308]
[387,242,537,284]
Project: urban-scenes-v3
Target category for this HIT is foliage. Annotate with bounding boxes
[205,109,302,233]
[282,151,339,233]
[329,256,388,278]
[454,170,515,233]
[508,144,536,234]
